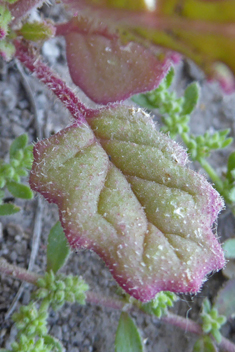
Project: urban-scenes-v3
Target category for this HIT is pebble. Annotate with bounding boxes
[9,251,17,262]
[70,348,80,352]
[50,325,63,340]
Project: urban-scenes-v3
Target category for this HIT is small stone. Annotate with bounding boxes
[9,250,17,262]
[70,348,80,352]
[50,325,63,340]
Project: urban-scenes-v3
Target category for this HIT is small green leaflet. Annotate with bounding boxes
[9,134,28,159]
[193,336,217,352]
[7,181,33,199]
[44,334,65,352]
[46,221,71,273]
[164,66,175,89]
[115,312,144,352]
[0,203,20,216]
[227,151,235,182]
[181,82,200,115]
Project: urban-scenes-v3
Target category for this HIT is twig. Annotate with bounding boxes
[15,40,90,123]
[0,258,40,284]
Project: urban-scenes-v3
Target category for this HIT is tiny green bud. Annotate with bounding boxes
[65,291,75,303]
[56,280,66,290]
[26,324,36,335]
[10,159,20,168]
[37,278,47,287]
[35,288,49,299]
[55,290,65,302]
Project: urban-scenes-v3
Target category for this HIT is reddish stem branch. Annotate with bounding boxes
[0,258,41,284]
[15,41,91,123]
[0,259,235,351]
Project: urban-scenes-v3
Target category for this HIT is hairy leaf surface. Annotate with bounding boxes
[30,105,224,301]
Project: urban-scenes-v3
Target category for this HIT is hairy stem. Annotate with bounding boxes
[1,259,235,351]
[15,41,91,123]
[0,258,40,284]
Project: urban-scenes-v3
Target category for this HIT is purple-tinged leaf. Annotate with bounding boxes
[30,105,224,302]
[222,260,235,279]
[63,18,170,104]
[214,279,235,319]
[63,0,235,93]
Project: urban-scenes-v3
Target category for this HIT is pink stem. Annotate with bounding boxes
[86,291,126,310]
[0,259,235,351]
[0,258,40,284]
[15,41,91,123]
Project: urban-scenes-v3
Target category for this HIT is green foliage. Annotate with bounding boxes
[182,129,232,162]
[0,203,20,215]
[0,134,34,215]
[0,5,12,37]
[5,269,88,352]
[140,291,178,318]
[34,270,89,310]
[115,312,144,352]
[200,298,226,343]
[193,336,218,352]
[0,39,15,61]
[133,68,199,138]
[46,221,70,273]
[18,22,55,42]
[12,302,48,337]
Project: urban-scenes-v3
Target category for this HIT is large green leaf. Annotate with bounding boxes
[47,221,71,273]
[115,312,144,352]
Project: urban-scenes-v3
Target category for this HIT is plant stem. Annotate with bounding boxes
[0,258,40,284]
[15,41,91,123]
[1,260,235,351]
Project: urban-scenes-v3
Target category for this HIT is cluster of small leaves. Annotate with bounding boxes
[0,134,33,215]
[34,270,89,311]
[139,291,178,318]
[12,302,48,337]
[1,302,62,352]
[182,129,232,162]
[132,67,197,138]
[0,222,89,352]
[200,298,226,344]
